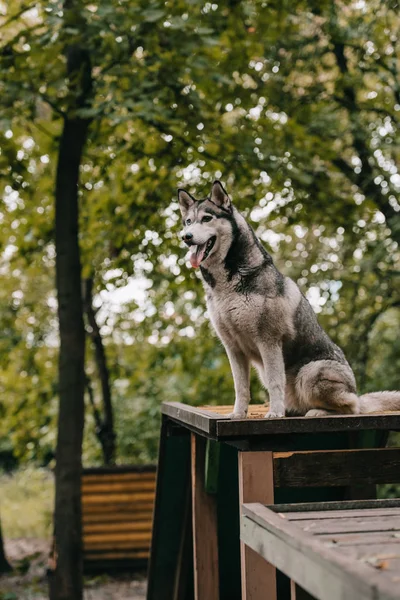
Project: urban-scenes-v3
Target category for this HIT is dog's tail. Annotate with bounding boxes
[358,391,400,414]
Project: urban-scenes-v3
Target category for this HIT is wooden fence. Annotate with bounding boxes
[82,465,157,570]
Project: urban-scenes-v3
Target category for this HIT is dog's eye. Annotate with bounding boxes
[202,215,213,223]
[185,218,192,226]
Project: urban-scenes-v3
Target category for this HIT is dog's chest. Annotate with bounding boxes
[206,291,262,347]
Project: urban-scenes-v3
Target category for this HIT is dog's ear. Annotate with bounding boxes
[178,189,196,219]
[210,180,231,211]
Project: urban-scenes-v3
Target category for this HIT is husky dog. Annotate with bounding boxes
[178,180,400,419]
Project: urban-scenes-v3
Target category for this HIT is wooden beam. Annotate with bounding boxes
[238,452,276,600]
[205,440,220,494]
[216,412,400,438]
[273,448,400,487]
[191,433,219,600]
[163,402,220,436]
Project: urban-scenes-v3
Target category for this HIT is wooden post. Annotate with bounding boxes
[191,433,219,600]
[291,581,317,600]
[238,451,276,600]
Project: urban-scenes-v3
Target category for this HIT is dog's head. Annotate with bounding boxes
[178,181,235,269]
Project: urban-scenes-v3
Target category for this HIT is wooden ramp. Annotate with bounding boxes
[82,465,156,570]
[242,500,400,600]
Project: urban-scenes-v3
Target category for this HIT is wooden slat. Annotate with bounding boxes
[85,531,152,543]
[85,550,149,560]
[82,506,153,525]
[82,475,156,487]
[82,481,156,494]
[238,452,276,600]
[82,492,154,503]
[270,499,400,514]
[297,516,400,535]
[336,543,400,560]
[83,521,152,534]
[82,501,153,513]
[191,433,219,600]
[288,508,400,521]
[319,532,400,546]
[273,448,400,487]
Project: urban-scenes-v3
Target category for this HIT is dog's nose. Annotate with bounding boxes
[182,232,193,243]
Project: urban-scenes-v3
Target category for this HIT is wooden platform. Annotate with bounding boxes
[147,403,400,600]
[241,500,400,600]
[163,402,400,443]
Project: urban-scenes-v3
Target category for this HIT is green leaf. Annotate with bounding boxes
[142,9,165,22]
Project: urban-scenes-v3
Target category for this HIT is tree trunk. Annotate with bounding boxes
[0,518,12,574]
[83,277,116,465]
[49,42,92,600]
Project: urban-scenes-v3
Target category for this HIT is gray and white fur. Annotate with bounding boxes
[178,180,400,419]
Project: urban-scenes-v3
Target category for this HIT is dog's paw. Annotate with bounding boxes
[264,410,285,419]
[227,411,247,420]
[305,409,330,417]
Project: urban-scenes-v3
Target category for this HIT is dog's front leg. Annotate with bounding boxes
[259,344,286,418]
[225,347,250,420]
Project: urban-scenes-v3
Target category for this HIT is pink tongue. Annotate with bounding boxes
[189,244,206,268]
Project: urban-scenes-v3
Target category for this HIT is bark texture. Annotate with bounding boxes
[83,277,116,465]
[50,42,92,600]
[0,519,12,574]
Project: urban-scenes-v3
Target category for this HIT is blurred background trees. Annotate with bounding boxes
[0,0,399,470]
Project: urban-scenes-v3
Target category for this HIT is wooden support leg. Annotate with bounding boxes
[239,451,276,600]
[191,433,219,600]
[291,580,317,600]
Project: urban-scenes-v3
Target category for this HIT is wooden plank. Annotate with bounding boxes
[297,516,400,535]
[82,492,154,503]
[81,481,156,493]
[288,508,400,521]
[238,452,276,600]
[82,472,156,484]
[82,464,156,476]
[335,543,400,560]
[85,550,149,560]
[83,521,152,534]
[242,503,400,600]
[82,501,154,512]
[82,509,154,522]
[205,440,220,494]
[84,541,151,551]
[84,531,152,543]
[163,402,219,436]
[270,499,400,514]
[273,448,400,487]
[191,433,219,600]
[173,486,192,600]
[318,532,400,546]
[147,419,192,600]
[217,412,400,438]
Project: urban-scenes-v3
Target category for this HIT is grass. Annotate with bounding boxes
[1,468,54,538]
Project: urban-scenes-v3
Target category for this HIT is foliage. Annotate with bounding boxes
[0,468,54,538]
[0,0,399,465]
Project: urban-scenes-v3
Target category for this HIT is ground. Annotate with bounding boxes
[1,538,147,600]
